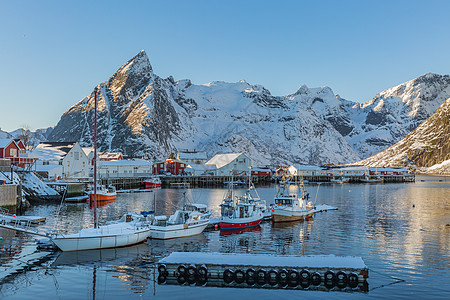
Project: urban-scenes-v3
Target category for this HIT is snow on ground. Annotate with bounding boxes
[21,172,59,196]
[160,252,366,269]
[420,159,450,175]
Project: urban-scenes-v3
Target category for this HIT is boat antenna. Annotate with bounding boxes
[93,86,98,228]
[314,183,321,207]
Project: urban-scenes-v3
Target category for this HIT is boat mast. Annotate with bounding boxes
[93,87,98,228]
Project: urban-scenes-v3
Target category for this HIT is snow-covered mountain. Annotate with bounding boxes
[47,50,360,166]
[344,73,450,158]
[9,127,53,148]
[47,50,449,166]
[357,98,450,174]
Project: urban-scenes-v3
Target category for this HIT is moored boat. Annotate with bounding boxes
[360,175,383,183]
[88,185,116,203]
[51,87,149,251]
[219,173,265,230]
[148,208,210,240]
[330,176,350,183]
[271,177,314,223]
[143,177,162,189]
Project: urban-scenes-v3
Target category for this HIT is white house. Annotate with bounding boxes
[205,153,251,176]
[288,165,326,176]
[97,159,152,178]
[184,163,217,176]
[32,142,90,179]
[338,166,368,176]
[177,151,208,165]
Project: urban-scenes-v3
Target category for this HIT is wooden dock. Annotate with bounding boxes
[157,252,369,292]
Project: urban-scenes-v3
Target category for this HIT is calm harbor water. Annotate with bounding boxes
[1,175,449,299]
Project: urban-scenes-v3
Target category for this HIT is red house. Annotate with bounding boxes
[152,159,187,175]
[0,139,20,159]
[251,168,272,176]
[0,139,35,168]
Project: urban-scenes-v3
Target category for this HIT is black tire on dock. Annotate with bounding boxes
[197,265,208,277]
[287,269,299,287]
[223,269,235,284]
[311,272,321,286]
[196,275,207,286]
[324,270,336,282]
[245,268,256,286]
[299,269,310,281]
[348,273,359,288]
[256,269,267,286]
[177,275,186,285]
[267,270,278,286]
[177,265,187,276]
[157,264,167,274]
[336,271,348,288]
[235,269,245,284]
[157,274,166,284]
[278,269,289,287]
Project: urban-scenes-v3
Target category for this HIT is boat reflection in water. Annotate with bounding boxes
[220,225,261,236]
[89,198,116,208]
[148,233,209,254]
[52,243,154,295]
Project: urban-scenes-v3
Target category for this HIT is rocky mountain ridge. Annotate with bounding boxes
[46,50,449,167]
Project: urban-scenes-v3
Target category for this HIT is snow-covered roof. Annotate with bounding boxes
[99,152,123,160]
[370,167,408,172]
[33,142,76,160]
[289,165,324,171]
[340,166,368,171]
[35,164,63,172]
[98,159,151,167]
[186,163,217,171]
[82,147,94,156]
[177,151,207,160]
[206,153,245,169]
[0,139,14,149]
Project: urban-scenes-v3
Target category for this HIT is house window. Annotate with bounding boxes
[83,162,85,167]
[70,152,73,157]
[10,148,17,157]
[74,152,79,160]
[67,161,70,167]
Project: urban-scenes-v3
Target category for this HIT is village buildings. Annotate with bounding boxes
[32,142,90,179]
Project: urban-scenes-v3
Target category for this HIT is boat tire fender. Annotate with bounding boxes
[223,269,235,284]
[267,270,278,286]
[235,269,245,284]
[256,269,267,285]
[287,269,299,287]
[245,268,256,285]
[311,272,321,286]
[158,264,167,275]
[177,265,187,276]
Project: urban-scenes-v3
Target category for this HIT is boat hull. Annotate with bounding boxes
[148,220,209,240]
[220,215,263,230]
[143,181,161,189]
[89,192,116,202]
[271,208,314,223]
[52,225,150,252]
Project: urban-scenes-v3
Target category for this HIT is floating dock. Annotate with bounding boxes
[157,252,369,292]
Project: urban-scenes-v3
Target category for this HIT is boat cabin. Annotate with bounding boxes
[275,195,296,206]
[168,210,202,225]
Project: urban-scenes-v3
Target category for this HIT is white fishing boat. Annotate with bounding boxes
[271,177,314,223]
[147,191,210,239]
[330,176,350,183]
[360,175,383,183]
[148,207,209,240]
[51,87,150,251]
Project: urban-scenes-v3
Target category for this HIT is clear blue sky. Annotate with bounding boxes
[1,0,449,132]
